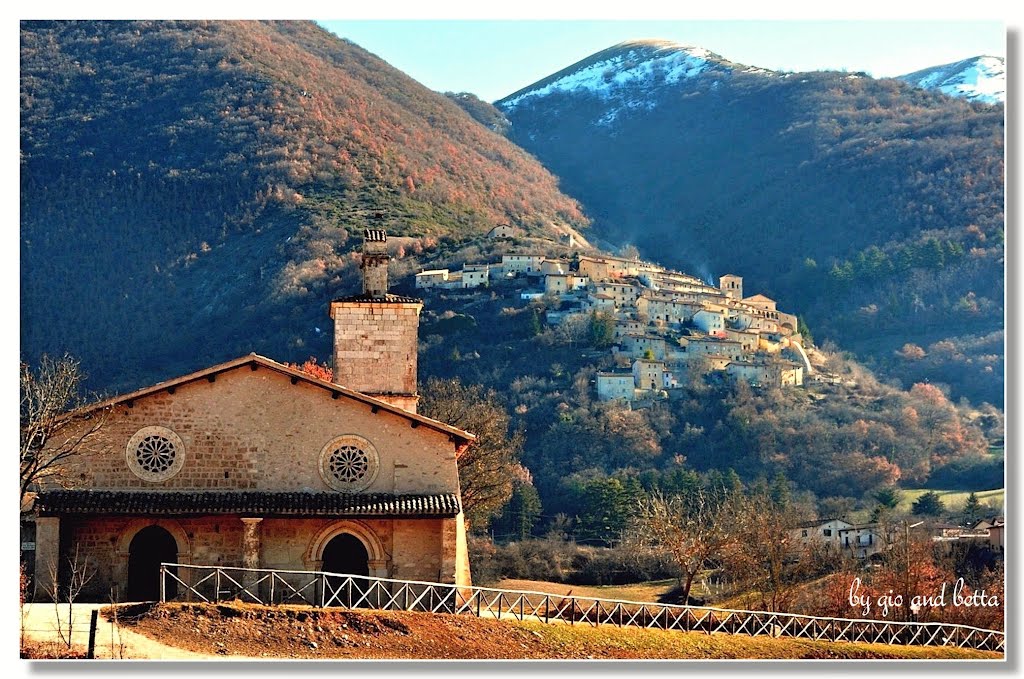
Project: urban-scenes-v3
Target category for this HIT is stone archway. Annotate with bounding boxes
[308,521,389,608]
[322,533,369,577]
[307,520,389,578]
[127,525,178,601]
[115,519,190,603]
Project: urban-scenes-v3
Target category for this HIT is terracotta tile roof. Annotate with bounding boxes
[36,490,462,518]
[332,292,422,304]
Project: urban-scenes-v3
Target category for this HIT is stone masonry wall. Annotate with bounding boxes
[330,301,421,400]
[55,366,460,495]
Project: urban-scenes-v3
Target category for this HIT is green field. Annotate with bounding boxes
[897,488,1004,515]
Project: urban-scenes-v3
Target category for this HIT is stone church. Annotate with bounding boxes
[32,229,474,601]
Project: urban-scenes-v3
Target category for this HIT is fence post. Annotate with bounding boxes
[215,569,221,603]
[544,596,550,625]
[86,609,98,659]
[160,565,166,603]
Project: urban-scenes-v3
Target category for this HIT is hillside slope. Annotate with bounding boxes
[496,41,1004,406]
[899,56,1006,104]
[20,20,586,392]
[113,602,1000,660]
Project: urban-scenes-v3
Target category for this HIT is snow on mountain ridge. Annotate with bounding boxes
[499,40,727,112]
[898,55,1004,104]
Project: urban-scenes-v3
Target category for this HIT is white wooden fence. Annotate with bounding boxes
[159,563,1004,653]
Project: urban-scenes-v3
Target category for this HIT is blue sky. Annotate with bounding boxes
[319,20,1006,102]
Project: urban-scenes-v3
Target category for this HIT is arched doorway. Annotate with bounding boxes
[321,533,369,607]
[127,525,178,601]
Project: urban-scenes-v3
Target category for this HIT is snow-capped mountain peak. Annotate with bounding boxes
[898,55,1005,104]
[497,39,749,114]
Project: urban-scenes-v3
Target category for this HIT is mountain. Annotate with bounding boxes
[898,56,1005,104]
[20,20,587,392]
[495,40,1005,406]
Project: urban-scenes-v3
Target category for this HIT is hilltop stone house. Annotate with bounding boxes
[32,230,474,602]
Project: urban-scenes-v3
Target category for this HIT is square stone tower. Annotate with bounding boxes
[719,274,743,301]
[330,229,423,413]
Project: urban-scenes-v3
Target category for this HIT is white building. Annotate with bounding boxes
[414,269,450,289]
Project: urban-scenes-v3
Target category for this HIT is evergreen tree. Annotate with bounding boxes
[770,471,791,509]
[588,311,616,348]
[962,491,984,525]
[491,479,542,542]
[874,485,902,509]
[911,490,945,517]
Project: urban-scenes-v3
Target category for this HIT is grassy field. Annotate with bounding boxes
[898,488,1004,515]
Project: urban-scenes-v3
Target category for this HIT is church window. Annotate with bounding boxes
[319,435,379,492]
[126,426,185,482]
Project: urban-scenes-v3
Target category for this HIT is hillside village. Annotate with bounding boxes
[416,239,821,401]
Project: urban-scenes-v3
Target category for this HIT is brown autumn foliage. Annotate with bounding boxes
[284,356,333,382]
[20,20,588,392]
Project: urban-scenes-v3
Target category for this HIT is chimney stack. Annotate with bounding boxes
[361,228,390,297]
[329,225,423,413]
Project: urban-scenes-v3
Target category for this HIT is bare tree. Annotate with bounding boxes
[20,354,107,513]
[419,377,524,528]
[628,489,732,604]
[45,544,95,650]
[719,491,814,612]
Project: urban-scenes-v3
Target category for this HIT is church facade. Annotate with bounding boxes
[32,230,474,601]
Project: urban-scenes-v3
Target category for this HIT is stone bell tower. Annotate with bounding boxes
[329,228,423,413]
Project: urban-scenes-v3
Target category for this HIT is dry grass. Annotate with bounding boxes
[113,602,1002,660]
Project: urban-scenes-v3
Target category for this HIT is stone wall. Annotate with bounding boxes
[54,366,460,495]
[43,515,453,601]
[330,300,421,403]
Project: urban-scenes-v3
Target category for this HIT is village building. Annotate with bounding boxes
[414,269,450,289]
[31,230,475,602]
[592,281,640,309]
[640,295,700,326]
[693,306,727,336]
[501,254,545,276]
[595,372,636,401]
[724,328,760,353]
[486,224,516,239]
[632,359,676,391]
[461,263,490,288]
[973,517,1006,551]
[790,519,854,552]
[837,524,886,559]
[614,320,645,339]
[540,258,569,275]
[544,273,589,295]
[680,336,744,363]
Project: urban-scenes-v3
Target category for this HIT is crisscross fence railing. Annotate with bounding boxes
[159,564,1004,653]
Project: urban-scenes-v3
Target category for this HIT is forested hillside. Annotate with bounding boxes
[20,20,586,392]
[497,44,1004,406]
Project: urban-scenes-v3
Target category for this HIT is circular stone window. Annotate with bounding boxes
[126,426,185,482]
[319,435,379,492]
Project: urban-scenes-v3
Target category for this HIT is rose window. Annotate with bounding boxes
[135,435,177,474]
[126,426,185,482]
[327,445,369,484]
[319,436,379,492]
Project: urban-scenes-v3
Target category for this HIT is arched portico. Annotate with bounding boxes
[306,520,389,578]
[114,519,191,602]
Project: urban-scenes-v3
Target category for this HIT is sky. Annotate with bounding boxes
[319,19,1006,102]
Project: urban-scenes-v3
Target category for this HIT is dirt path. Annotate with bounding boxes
[21,603,222,660]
